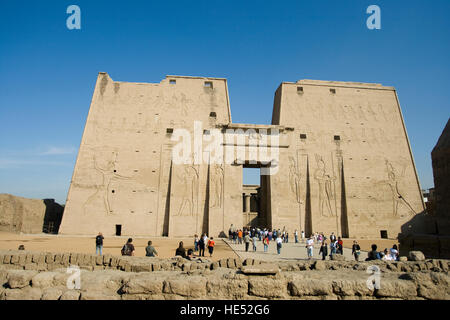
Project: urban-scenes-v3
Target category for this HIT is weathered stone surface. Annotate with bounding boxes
[2,287,42,300]
[60,290,81,300]
[31,271,58,288]
[288,278,333,296]
[248,277,287,298]
[330,254,346,261]
[41,288,63,300]
[164,277,207,298]
[7,270,38,288]
[313,260,327,271]
[409,251,425,261]
[121,274,164,295]
[206,279,248,299]
[241,264,279,275]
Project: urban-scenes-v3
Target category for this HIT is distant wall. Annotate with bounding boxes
[0,194,64,234]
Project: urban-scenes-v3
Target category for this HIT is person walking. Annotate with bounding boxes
[207,237,215,257]
[198,235,205,257]
[145,240,158,257]
[329,239,337,259]
[95,232,104,255]
[276,234,283,254]
[252,234,258,251]
[263,235,269,252]
[175,241,186,258]
[244,233,251,252]
[306,236,314,259]
[238,229,243,244]
[294,230,298,243]
[194,234,199,252]
[352,240,361,261]
[337,237,343,255]
[301,230,305,243]
[319,241,328,260]
[121,238,135,256]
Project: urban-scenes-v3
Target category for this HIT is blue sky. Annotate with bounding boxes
[0,0,449,204]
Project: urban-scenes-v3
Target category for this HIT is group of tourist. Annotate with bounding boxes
[94,229,401,262]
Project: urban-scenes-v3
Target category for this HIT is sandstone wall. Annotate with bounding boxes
[0,194,63,234]
[0,250,449,300]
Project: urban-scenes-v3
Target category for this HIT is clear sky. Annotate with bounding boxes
[0,0,449,204]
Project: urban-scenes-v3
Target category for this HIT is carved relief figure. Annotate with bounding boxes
[177,165,199,216]
[211,164,224,208]
[83,151,131,216]
[385,160,415,216]
[314,155,335,217]
[289,156,301,203]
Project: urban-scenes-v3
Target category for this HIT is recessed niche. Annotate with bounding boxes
[334,135,341,141]
[204,81,213,89]
[297,86,304,93]
[330,88,336,94]
[169,79,176,85]
[166,128,174,134]
[209,112,217,118]
[300,134,307,139]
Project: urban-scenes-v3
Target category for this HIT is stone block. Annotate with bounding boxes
[41,288,63,300]
[7,270,38,288]
[60,290,81,300]
[408,251,425,261]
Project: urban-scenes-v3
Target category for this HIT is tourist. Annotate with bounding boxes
[286,233,289,243]
[382,248,394,261]
[207,237,215,257]
[95,232,104,255]
[390,244,399,261]
[229,224,234,241]
[145,240,158,257]
[252,234,258,251]
[301,230,305,242]
[186,249,201,262]
[263,235,269,252]
[337,237,343,255]
[352,240,361,261]
[232,230,237,244]
[175,241,186,258]
[330,232,336,243]
[238,229,243,244]
[276,234,283,254]
[121,238,135,256]
[329,239,337,258]
[198,235,205,256]
[366,244,381,261]
[194,234,199,252]
[244,232,251,252]
[268,230,273,241]
[319,241,328,260]
[306,236,314,259]
[294,229,299,243]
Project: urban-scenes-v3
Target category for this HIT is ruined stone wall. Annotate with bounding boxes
[0,250,449,300]
[0,194,63,234]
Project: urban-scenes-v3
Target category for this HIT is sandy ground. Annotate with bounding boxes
[0,232,399,261]
[0,232,238,261]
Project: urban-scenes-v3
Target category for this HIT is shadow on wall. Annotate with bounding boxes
[42,199,64,234]
[398,210,450,259]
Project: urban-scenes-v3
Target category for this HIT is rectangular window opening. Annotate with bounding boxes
[334,135,341,141]
[330,88,336,94]
[204,81,213,89]
[300,134,307,139]
[297,86,304,93]
[169,79,176,85]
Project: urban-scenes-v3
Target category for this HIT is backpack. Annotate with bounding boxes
[121,244,132,256]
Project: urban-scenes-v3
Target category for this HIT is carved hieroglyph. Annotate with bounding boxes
[211,164,224,208]
[313,154,336,217]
